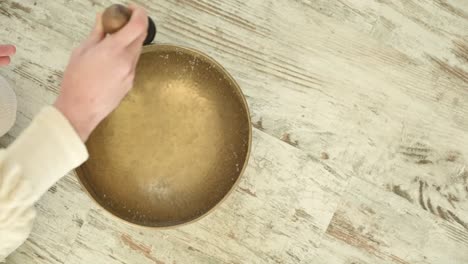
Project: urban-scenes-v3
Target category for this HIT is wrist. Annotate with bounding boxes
[53,99,98,142]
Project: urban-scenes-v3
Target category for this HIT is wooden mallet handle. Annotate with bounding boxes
[102,4,156,45]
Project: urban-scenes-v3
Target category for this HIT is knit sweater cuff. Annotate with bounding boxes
[5,106,89,200]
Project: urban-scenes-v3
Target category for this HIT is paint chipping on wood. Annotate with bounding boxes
[447,193,460,208]
[48,185,57,194]
[391,185,413,203]
[416,159,433,165]
[389,254,411,264]
[238,186,257,197]
[120,234,165,264]
[453,40,468,63]
[253,118,264,131]
[320,152,329,160]
[419,181,427,211]
[427,198,436,214]
[281,133,299,147]
[437,206,449,221]
[227,231,236,240]
[327,211,383,258]
[446,152,459,162]
[294,209,312,220]
[430,56,468,83]
[447,210,468,230]
[10,2,32,13]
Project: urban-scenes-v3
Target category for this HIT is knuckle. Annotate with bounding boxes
[132,11,148,32]
[72,47,82,56]
[118,66,127,77]
[123,53,135,64]
[127,72,136,81]
[119,62,133,76]
[133,19,146,33]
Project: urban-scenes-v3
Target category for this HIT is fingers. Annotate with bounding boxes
[0,56,11,66]
[127,30,146,68]
[0,45,15,66]
[81,13,105,49]
[108,5,148,47]
[77,13,104,54]
[0,45,16,57]
[125,5,147,70]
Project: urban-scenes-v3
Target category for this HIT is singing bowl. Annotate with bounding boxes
[76,44,251,228]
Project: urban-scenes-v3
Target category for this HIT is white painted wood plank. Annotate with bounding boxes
[300,0,468,69]
[314,176,468,264]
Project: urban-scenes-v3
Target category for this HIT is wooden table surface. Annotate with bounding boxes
[1,0,468,263]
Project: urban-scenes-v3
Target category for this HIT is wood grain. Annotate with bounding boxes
[314,177,468,263]
[0,0,467,263]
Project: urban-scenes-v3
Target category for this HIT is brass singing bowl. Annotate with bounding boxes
[76,44,251,228]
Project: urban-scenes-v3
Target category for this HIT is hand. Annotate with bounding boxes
[0,45,16,66]
[54,5,148,142]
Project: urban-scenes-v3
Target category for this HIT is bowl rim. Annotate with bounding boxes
[75,43,252,229]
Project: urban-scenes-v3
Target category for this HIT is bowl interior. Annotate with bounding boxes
[76,45,251,227]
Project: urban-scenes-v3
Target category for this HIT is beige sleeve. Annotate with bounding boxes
[0,106,88,261]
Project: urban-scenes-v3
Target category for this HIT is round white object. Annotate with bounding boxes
[0,75,17,137]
